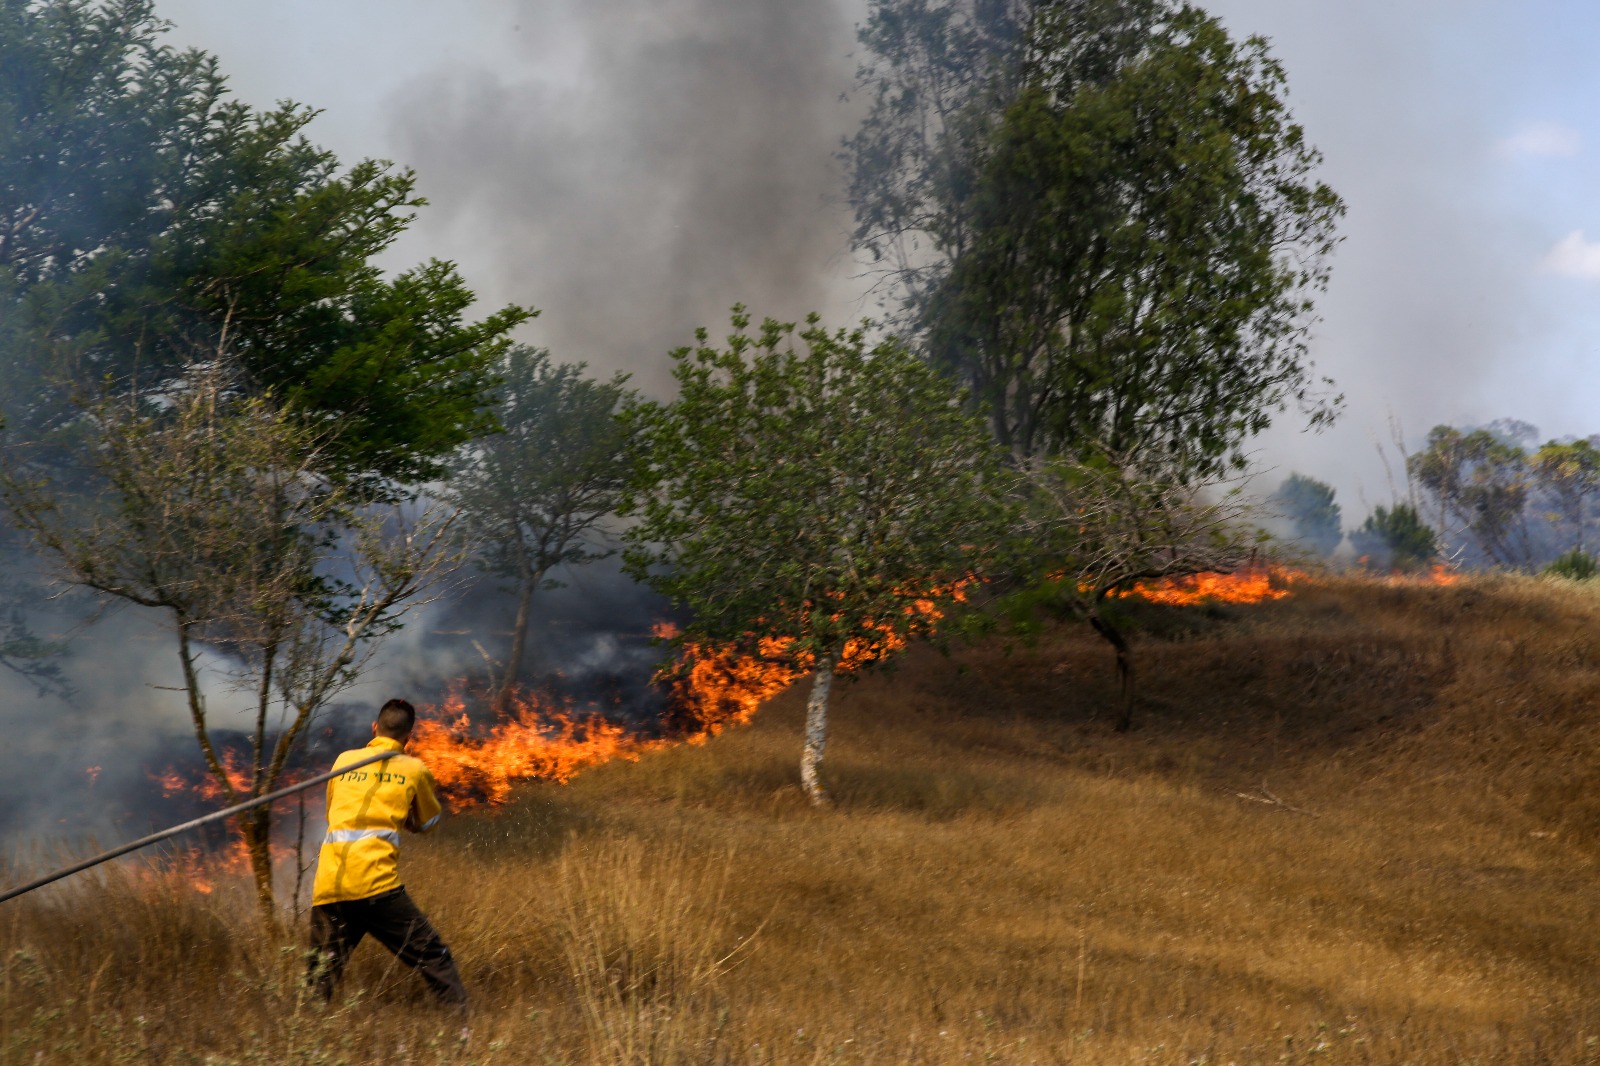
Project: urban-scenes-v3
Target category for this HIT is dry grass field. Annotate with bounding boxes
[7,573,1600,1064]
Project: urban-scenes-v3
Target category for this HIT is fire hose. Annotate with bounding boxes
[0,748,400,904]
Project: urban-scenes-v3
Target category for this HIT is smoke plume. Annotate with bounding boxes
[385,0,866,391]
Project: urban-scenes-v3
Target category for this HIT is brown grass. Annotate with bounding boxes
[7,573,1600,1063]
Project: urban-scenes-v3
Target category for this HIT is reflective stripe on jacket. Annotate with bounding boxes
[312,737,444,905]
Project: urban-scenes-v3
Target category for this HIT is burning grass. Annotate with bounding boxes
[402,583,968,810]
[408,687,663,806]
[7,571,1600,1063]
[1113,564,1301,605]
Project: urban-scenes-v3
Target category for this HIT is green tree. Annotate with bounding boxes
[0,0,200,434]
[1531,439,1600,553]
[0,361,458,919]
[444,346,637,714]
[1349,503,1436,573]
[1,0,509,915]
[844,0,1035,315]
[1268,473,1341,557]
[845,0,1343,469]
[0,0,530,487]
[1408,426,1532,569]
[1406,425,1470,540]
[0,0,214,275]
[622,309,1012,806]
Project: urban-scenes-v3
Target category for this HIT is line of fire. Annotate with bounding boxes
[4,563,1462,902]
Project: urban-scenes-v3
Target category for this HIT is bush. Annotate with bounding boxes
[1543,548,1599,580]
[1350,502,1437,572]
[1270,473,1343,556]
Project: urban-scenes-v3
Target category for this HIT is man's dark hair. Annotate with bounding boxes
[376,698,417,739]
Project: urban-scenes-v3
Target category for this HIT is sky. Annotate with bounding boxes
[1202,0,1600,514]
[145,0,1600,520]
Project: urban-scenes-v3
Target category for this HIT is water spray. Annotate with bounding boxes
[0,748,400,904]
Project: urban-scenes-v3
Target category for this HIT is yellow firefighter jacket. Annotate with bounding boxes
[312,736,444,905]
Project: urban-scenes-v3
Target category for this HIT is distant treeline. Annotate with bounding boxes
[1274,418,1600,575]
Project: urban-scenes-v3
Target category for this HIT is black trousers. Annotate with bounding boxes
[307,887,468,1006]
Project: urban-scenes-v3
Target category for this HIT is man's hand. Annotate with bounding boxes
[404,803,423,833]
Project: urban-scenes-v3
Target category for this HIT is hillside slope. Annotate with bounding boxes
[6,575,1600,1064]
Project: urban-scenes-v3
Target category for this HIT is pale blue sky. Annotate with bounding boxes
[153,0,1600,518]
[1206,0,1600,511]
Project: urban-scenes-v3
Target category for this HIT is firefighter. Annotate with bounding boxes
[306,698,468,1007]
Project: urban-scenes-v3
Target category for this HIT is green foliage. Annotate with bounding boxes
[845,0,1034,299]
[444,346,636,704]
[621,307,1013,668]
[1408,426,1532,568]
[845,0,1343,470]
[1269,473,1342,557]
[0,0,530,487]
[1543,548,1598,581]
[0,0,201,274]
[448,345,635,584]
[1349,502,1436,573]
[0,0,204,432]
[1531,438,1600,553]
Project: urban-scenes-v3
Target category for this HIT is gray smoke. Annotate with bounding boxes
[383,0,867,391]
[355,555,679,723]
[0,553,680,851]
[0,584,273,846]
[7,0,869,853]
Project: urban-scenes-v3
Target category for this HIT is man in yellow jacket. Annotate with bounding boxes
[307,698,467,1006]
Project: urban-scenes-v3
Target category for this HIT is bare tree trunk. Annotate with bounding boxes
[292,786,309,929]
[238,807,278,928]
[800,658,835,807]
[495,568,540,716]
[176,621,236,804]
[251,643,277,783]
[1089,604,1136,733]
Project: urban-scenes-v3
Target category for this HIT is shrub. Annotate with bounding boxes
[1543,548,1599,580]
[1350,502,1437,572]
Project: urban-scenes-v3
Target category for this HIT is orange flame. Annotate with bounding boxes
[139,751,306,894]
[408,688,664,807]
[1116,567,1300,606]
[131,847,218,895]
[411,582,973,808]
[1419,563,1461,586]
[105,563,1479,891]
[136,836,281,897]
[653,582,969,739]
[658,638,807,738]
[1353,559,1462,586]
[1115,562,1460,604]
[151,750,256,804]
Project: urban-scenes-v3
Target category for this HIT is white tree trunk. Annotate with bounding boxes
[800,657,834,807]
